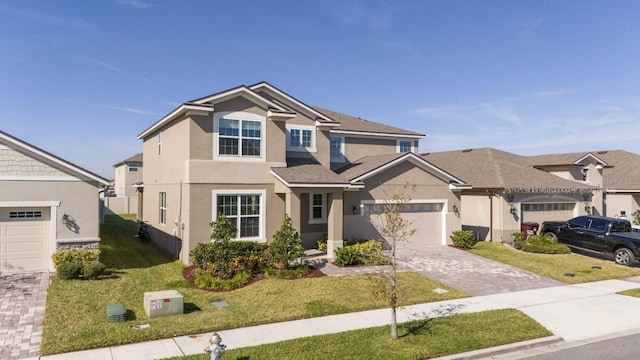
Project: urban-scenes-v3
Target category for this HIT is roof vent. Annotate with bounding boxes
[462,149,473,153]
[597,151,608,154]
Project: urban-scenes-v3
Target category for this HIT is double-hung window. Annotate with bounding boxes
[309,193,326,223]
[216,193,262,239]
[219,118,262,157]
[158,131,163,156]
[330,136,345,162]
[159,192,167,225]
[287,125,315,152]
[397,140,413,153]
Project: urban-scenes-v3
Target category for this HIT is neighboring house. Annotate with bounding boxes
[528,150,640,221]
[0,130,109,273]
[137,82,468,263]
[103,153,142,215]
[423,148,595,242]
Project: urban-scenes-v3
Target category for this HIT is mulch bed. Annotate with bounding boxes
[182,265,325,292]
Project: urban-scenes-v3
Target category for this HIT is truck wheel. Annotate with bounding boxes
[614,248,635,266]
[544,232,558,242]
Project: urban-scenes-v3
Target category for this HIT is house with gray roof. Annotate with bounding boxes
[104,153,143,216]
[137,82,467,262]
[423,148,596,242]
[0,130,109,273]
[423,147,640,243]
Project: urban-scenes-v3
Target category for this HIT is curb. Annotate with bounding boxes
[432,335,564,360]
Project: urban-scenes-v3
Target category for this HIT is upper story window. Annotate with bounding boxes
[215,112,265,161]
[128,163,139,172]
[158,131,163,156]
[330,136,345,162]
[286,125,316,152]
[397,140,413,153]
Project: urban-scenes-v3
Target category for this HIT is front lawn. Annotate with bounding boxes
[470,242,640,283]
[41,215,468,355]
[169,309,552,360]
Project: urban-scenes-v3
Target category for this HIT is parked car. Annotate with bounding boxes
[541,216,640,266]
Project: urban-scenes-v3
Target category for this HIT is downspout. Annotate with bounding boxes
[489,191,494,242]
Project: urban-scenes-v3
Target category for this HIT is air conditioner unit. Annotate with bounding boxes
[143,290,184,318]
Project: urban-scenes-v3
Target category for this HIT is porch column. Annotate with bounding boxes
[285,190,302,235]
[327,191,344,260]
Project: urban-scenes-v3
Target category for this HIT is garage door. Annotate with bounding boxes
[522,202,576,225]
[364,202,444,245]
[0,208,49,273]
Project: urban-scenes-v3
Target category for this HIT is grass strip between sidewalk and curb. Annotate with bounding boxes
[41,215,468,355]
[470,242,640,284]
[166,309,552,360]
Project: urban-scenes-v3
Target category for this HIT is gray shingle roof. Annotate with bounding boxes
[311,106,424,137]
[272,158,351,186]
[335,152,408,181]
[422,148,593,192]
[113,153,143,167]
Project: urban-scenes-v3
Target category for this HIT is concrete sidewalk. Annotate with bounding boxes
[39,276,640,360]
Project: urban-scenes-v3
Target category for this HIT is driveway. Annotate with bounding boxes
[0,272,49,360]
[396,244,564,296]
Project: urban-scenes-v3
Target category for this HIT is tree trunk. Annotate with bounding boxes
[390,239,398,340]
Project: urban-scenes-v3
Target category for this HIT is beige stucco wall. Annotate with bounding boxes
[0,180,102,241]
[605,193,640,220]
[343,137,398,163]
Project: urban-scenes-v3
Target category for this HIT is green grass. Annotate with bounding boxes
[470,242,640,284]
[41,215,468,355]
[167,309,552,360]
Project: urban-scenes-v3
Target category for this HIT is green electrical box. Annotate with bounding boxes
[106,304,127,322]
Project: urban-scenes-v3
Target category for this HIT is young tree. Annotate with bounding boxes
[368,183,416,340]
[269,214,305,268]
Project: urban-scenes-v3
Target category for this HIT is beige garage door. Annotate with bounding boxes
[522,202,576,226]
[0,208,49,273]
[364,202,444,245]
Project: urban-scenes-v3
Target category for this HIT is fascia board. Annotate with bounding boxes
[137,103,214,139]
[573,152,608,166]
[351,153,467,185]
[0,132,109,186]
[330,129,424,139]
[249,82,336,123]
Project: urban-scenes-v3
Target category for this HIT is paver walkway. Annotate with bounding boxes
[0,272,49,360]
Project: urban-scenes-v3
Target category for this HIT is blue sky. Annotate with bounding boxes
[2,0,640,178]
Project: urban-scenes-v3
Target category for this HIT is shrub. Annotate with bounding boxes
[52,249,100,269]
[190,241,268,272]
[351,241,388,265]
[82,261,107,279]
[515,234,571,254]
[268,215,305,267]
[194,269,252,290]
[334,246,362,266]
[56,262,82,280]
[450,230,476,248]
[233,255,267,274]
[317,234,328,251]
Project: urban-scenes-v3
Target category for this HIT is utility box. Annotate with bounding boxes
[106,303,127,322]
[143,290,184,318]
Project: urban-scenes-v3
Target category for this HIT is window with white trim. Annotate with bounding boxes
[216,193,262,238]
[159,192,167,224]
[128,163,139,172]
[158,131,163,156]
[330,136,345,162]
[309,193,327,223]
[397,140,413,153]
[215,112,265,159]
[287,125,315,152]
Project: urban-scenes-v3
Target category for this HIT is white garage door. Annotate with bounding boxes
[522,202,576,225]
[0,208,49,273]
[364,202,444,245]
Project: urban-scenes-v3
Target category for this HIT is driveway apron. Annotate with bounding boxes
[0,272,49,360]
[396,245,564,296]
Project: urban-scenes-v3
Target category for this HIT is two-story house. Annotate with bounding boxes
[137,82,468,263]
[103,153,143,215]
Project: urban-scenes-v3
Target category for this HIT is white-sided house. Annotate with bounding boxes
[0,130,109,273]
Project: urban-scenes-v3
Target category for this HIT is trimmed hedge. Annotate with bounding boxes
[450,230,476,248]
[514,234,571,254]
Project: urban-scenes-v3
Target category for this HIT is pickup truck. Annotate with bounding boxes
[541,216,640,266]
